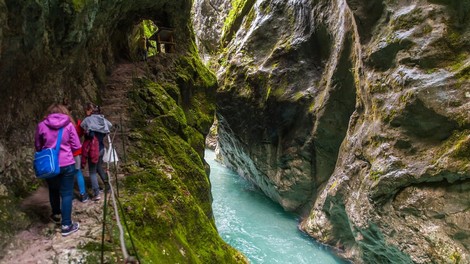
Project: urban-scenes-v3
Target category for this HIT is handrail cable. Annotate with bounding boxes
[103,129,141,263]
[101,178,109,263]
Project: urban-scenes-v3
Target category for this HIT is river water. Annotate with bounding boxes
[205,149,346,264]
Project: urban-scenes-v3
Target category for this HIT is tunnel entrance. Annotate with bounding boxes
[127,19,177,62]
[128,20,158,61]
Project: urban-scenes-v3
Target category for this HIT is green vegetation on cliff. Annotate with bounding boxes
[221,0,256,46]
[119,56,244,263]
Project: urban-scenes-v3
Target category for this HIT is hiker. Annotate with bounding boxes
[80,103,112,201]
[73,117,89,202]
[34,103,81,236]
[62,99,89,203]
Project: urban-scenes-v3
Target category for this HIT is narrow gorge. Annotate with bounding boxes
[194,0,469,263]
[0,0,469,263]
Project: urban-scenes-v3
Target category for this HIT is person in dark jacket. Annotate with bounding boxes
[34,103,81,236]
[80,103,112,201]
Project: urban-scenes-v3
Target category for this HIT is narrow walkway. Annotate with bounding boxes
[1,60,152,263]
[100,61,147,154]
[1,186,109,263]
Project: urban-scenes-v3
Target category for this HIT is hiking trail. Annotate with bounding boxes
[1,59,154,263]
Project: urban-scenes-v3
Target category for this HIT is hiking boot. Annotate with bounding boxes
[50,214,61,224]
[92,190,101,201]
[79,193,89,203]
[61,222,79,236]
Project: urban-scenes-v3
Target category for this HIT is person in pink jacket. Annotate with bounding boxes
[34,103,82,236]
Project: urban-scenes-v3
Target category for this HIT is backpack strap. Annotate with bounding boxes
[55,128,64,152]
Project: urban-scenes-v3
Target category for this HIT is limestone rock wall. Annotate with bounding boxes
[192,0,232,61]
[194,0,470,262]
[0,0,245,262]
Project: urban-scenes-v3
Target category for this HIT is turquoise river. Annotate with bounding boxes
[205,149,347,264]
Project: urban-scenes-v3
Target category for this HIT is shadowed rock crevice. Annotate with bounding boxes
[366,39,413,70]
[312,35,357,185]
[346,0,385,44]
[389,98,458,142]
[357,223,414,264]
[322,196,356,247]
[429,0,470,26]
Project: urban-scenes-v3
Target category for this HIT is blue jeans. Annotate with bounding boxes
[46,164,75,226]
[74,155,86,195]
[88,149,108,195]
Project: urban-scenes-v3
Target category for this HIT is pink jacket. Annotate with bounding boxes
[34,113,81,167]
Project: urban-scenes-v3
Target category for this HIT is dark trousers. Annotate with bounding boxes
[46,164,75,226]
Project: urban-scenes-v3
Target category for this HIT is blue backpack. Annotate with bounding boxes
[34,128,63,178]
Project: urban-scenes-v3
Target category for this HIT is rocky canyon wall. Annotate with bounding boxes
[193,0,470,263]
[0,0,245,262]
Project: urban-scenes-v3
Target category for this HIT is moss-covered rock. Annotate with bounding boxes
[118,53,245,263]
[0,0,245,262]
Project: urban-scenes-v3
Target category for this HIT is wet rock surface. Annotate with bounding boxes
[194,0,470,262]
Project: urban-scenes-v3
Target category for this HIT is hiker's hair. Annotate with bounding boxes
[46,103,76,125]
[62,98,73,112]
[46,103,70,116]
[85,102,100,114]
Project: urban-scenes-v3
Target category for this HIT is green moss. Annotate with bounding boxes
[399,91,414,103]
[450,131,470,159]
[449,53,468,72]
[0,198,29,236]
[244,8,256,30]
[308,102,315,113]
[391,8,424,31]
[80,241,114,252]
[369,82,388,93]
[221,0,256,46]
[383,109,399,124]
[259,0,271,14]
[293,91,304,101]
[71,0,86,12]
[121,52,246,263]
[328,180,338,191]
[369,170,384,181]
[450,251,462,264]
[174,54,217,140]
[121,128,243,263]
[265,85,272,101]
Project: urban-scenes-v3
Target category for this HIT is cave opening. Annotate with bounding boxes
[128,19,159,60]
[110,11,175,62]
